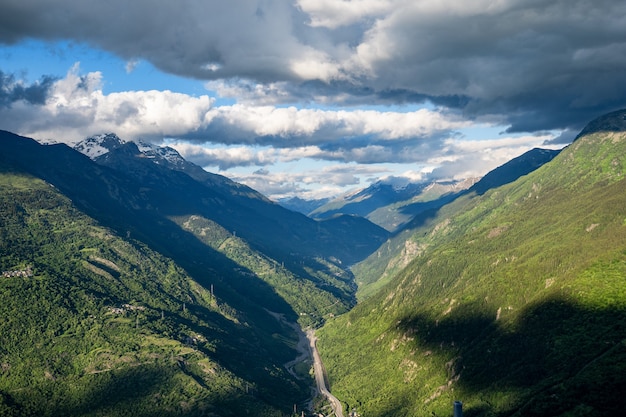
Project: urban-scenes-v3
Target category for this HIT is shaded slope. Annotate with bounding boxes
[1,131,389,325]
[0,132,297,320]
[317,112,626,417]
[92,139,389,267]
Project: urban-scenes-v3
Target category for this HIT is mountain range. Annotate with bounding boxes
[0,130,389,416]
[1,108,625,416]
[293,147,559,234]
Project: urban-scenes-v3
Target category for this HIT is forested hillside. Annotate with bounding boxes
[0,172,307,416]
[0,131,389,330]
[317,110,626,417]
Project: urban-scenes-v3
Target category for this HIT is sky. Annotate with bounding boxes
[1,0,625,201]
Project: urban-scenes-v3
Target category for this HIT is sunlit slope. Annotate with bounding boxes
[353,147,560,302]
[0,172,306,416]
[317,111,626,417]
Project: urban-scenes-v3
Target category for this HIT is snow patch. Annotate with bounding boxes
[74,133,126,159]
[74,134,185,167]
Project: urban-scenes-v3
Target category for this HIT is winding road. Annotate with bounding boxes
[307,329,344,417]
[268,310,344,417]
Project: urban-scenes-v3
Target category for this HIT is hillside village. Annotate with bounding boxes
[1,266,33,278]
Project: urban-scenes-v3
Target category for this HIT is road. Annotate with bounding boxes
[307,329,344,417]
[267,309,344,417]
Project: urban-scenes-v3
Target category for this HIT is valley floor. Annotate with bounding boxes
[307,329,344,417]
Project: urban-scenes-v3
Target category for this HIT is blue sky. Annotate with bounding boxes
[0,40,210,98]
[1,0,624,200]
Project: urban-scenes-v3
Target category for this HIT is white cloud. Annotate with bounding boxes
[200,105,469,145]
[297,0,393,29]
[227,161,389,200]
[0,63,569,200]
[1,63,215,142]
[2,64,470,153]
[2,0,625,132]
[428,133,562,180]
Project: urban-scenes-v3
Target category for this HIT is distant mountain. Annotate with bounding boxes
[311,178,432,219]
[311,147,561,234]
[317,110,626,417]
[73,132,127,158]
[277,195,330,215]
[369,178,479,232]
[311,178,476,232]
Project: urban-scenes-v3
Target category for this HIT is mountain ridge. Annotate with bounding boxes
[575,108,626,139]
[72,133,389,268]
[0,130,388,325]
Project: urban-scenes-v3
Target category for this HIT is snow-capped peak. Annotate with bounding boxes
[136,140,186,167]
[74,134,185,167]
[74,133,126,159]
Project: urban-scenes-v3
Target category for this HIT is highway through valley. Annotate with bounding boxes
[268,309,344,417]
[306,329,344,417]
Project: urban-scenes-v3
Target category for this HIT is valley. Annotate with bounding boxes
[1,109,626,416]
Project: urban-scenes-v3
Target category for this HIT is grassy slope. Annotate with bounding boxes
[317,130,626,417]
[354,149,560,301]
[0,172,306,416]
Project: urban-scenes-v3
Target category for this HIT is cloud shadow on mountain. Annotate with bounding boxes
[394,296,626,416]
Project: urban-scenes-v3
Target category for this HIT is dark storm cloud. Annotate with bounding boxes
[0,0,305,81]
[544,129,579,146]
[0,70,56,107]
[277,79,472,109]
[1,0,626,132]
[353,0,626,131]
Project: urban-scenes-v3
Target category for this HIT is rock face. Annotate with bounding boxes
[576,108,626,139]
